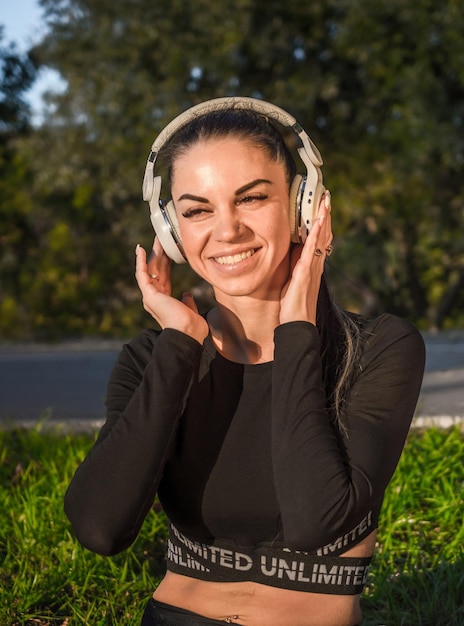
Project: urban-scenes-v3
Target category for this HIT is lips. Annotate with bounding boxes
[213,249,257,265]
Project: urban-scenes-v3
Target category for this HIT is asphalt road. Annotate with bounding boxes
[0,331,463,430]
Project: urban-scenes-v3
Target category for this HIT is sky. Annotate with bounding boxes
[1,0,64,121]
[1,0,46,50]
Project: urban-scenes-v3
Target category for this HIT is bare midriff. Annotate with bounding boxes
[152,530,377,626]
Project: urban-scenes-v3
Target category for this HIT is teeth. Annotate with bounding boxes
[214,249,255,265]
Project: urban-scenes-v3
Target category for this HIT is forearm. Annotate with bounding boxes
[271,322,363,548]
[64,329,203,555]
[271,318,425,550]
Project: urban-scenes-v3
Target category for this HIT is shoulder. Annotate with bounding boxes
[125,328,162,354]
[119,328,162,368]
[363,313,424,349]
[357,313,425,377]
[115,327,204,374]
[124,328,162,351]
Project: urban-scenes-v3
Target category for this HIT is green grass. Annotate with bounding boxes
[0,425,463,626]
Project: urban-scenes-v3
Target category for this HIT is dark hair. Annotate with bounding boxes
[160,106,363,427]
[159,108,297,187]
[317,278,365,429]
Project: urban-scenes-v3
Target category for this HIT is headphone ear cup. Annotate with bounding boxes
[163,200,187,263]
[289,174,304,243]
[149,199,187,264]
[164,201,181,241]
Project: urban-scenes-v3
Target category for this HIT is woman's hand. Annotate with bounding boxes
[279,190,333,326]
[135,238,209,344]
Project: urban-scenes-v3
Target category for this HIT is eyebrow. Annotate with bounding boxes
[177,179,273,203]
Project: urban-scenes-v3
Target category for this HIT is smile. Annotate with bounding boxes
[213,249,256,265]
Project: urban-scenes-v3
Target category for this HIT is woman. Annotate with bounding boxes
[64,98,425,626]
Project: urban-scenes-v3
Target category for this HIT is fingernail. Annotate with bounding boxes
[135,243,140,254]
[324,190,331,210]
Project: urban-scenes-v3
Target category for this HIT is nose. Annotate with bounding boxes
[213,207,244,241]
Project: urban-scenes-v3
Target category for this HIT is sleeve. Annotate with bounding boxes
[271,315,425,550]
[64,328,203,556]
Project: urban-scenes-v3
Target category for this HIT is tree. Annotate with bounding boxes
[324,0,464,328]
[5,0,464,338]
[0,29,36,133]
[0,30,38,338]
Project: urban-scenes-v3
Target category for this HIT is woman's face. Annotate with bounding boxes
[171,137,292,301]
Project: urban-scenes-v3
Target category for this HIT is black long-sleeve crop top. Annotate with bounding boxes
[64,315,425,591]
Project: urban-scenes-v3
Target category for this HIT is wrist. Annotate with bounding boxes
[166,323,208,346]
[279,309,316,326]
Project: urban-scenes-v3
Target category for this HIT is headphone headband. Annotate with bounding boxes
[142,97,325,263]
[149,97,322,166]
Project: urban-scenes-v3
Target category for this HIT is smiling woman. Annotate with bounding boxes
[64,97,425,626]
[171,140,292,309]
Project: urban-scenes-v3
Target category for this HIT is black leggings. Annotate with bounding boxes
[140,598,232,625]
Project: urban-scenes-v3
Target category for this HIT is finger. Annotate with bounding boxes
[148,236,172,279]
[308,190,329,237]
[153,235,165,256]
[147,237,168,267]
[289,243,303,273]
[300,215,325,262]
[135,243,147,279]
[147,236,161,262]
[135,244,158,288]
[322,190,333,250]
[324,189,331,212]
[310,190,333,253]
[181,292,199,314]
[299,223,331,266]
[291,190,333,271]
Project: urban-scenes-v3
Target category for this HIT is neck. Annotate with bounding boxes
[207,297,281,364]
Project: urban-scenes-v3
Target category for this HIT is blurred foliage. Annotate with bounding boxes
[0,28,37,134]
[0,0,463,340]
[0,30,38,339]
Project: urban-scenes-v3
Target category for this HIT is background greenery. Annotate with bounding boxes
[0,425,462,625]
[1,0,464,341]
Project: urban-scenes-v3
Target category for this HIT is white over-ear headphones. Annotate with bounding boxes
[142,96,324,264]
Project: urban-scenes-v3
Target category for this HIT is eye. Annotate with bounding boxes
[236,193,268,205]
[181,207,211,219]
